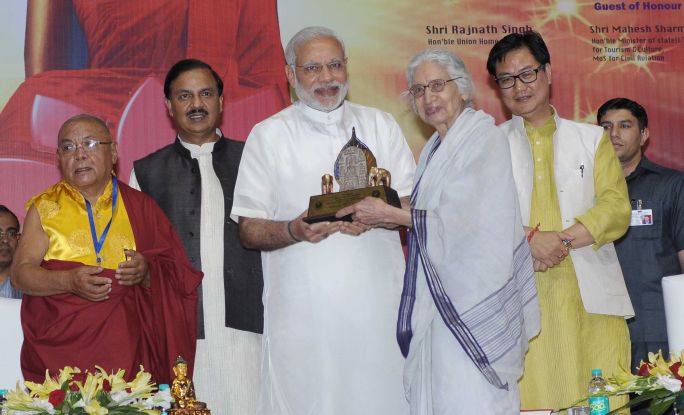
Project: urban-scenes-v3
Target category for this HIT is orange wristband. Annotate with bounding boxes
[527,222,540,243]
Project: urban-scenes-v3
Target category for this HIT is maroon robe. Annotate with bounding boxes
[20,182,202,383]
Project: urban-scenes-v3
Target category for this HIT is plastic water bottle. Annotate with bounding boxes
[0,388,8,409]
[156,384,171,415]
[588,368,610,415]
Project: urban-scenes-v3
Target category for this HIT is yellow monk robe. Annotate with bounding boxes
[518,114,630,411]
[22,177,201,383]
[29,178,135,269]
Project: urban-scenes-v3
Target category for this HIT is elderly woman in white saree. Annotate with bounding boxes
[337,49,541,414]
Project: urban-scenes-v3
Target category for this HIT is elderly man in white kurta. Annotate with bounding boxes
[232,27,415,415]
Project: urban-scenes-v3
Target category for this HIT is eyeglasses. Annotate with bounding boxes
[494,65,545,89]
[294,58,348,76]
[408,78,461,98]
[58,139,113,154]
[0,229,19,239]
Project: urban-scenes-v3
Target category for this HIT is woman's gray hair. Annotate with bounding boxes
[406,48,475,108]
[285,26,346,66]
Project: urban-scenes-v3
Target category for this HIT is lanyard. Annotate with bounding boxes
[85,176,118,265]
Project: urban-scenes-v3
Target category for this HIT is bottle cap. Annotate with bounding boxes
[591,368,602,377]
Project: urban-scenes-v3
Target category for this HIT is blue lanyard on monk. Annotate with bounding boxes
[86,176,118,265]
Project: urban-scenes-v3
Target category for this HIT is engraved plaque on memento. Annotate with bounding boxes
[303,127,401,224]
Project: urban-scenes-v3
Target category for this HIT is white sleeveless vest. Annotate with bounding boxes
[500,112,634,318]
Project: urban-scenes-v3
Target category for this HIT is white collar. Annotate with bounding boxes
[509,105,559,133]
[296,100,346,125]
[178,128,222,156]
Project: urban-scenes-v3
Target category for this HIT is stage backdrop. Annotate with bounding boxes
[1,0,683,221]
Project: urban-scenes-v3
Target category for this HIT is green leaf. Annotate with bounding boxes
[649,395,676,415]
[1,404,53,415]
[607,389,675,414]
[107,406,149,414]
[628,389,670,406]
[64,390,83,407]
[96,389,112,406]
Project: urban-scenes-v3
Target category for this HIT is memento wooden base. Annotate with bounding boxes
[168,402,210,415]
[168,408,210,415]
[304,185,401,224]
[168,409,210,415]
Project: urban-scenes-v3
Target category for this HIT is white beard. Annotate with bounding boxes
[294,76,349,112]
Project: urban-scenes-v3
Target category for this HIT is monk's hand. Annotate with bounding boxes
[116,250,150,287]
[528,231,571,268]
[288,211,341,244]
[67,265,111,302]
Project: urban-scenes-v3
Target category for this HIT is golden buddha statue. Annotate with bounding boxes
[168,356,210,414]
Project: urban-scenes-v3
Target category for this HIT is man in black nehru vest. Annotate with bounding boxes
[129,59,263,414]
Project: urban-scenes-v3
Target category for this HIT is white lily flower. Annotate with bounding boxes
[655,374,682,393]
[13,400,57,415]
[110,390,136,405]
[141,389,173,410]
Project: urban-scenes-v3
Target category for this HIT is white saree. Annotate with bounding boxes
[398,108,541,414]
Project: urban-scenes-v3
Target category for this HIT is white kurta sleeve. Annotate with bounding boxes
[383,114,416,198]
[230,121,278,222]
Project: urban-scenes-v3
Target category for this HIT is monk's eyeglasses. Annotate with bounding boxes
[58,139,113,154]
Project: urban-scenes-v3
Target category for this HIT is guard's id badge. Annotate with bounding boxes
[631,209,654,226]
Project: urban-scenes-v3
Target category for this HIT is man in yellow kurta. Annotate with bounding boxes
[12,114,202,383]
[486,31,633,411]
